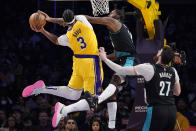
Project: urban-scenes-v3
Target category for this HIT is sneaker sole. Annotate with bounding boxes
[52,102,60,128]
[22,80,45,97]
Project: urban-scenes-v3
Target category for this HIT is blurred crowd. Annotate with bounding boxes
[0,1,196,131]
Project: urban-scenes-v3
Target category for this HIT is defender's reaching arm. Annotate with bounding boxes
[38,10,65,26]
[99,47,137,75]
[99,46,181,96]
[84,15,121,32]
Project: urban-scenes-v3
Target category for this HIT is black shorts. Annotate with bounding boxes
[142,105,177,131]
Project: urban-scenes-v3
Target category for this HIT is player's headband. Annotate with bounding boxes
[66,17,75,25]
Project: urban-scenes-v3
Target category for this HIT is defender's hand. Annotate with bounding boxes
[37,10,50,21]
[99,47,107,61]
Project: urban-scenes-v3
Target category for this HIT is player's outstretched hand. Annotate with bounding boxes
[37,10,50,21]
[99,47,107,61]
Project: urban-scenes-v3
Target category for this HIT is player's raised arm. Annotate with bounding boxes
[84,15,112,25]
[99,47,136,76]
[84,15,121,32]
[38,10,65,26]
[48,17,65,26]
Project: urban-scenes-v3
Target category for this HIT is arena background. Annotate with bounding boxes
[0,0,196,131]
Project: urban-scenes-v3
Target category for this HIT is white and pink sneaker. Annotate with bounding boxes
[22,80,45,97]
[52,102,65,128]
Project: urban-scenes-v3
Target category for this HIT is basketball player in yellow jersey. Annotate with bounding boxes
[65,13,103,96]
[22,9,103,127]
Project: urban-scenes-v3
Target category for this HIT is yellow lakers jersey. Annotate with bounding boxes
[66,21,104,95]
[66,21,99,55]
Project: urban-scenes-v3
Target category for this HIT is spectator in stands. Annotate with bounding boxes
[22,116,34,131]
[4,116,17,131]
[34,111,53,131]
[90,119,104,131]
[65,118,78,131]
[0,109,8,129]
[12,109,24,130]
[54,119,65,131]
[176,98,190,118]
[37,97,51,112]
[11,97,30,117]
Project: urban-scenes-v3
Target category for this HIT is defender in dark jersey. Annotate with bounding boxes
[99,46,181,131]
[84,9,136,129]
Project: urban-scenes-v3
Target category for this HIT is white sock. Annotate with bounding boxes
[107,102,117,129]
[98,84,116,104]
[40,86,82,100]
[62,99,90,116]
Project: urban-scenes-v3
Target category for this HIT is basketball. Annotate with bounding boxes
[29,12,46,29]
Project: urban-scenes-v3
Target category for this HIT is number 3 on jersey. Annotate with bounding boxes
[77,37,86,49]
[159,81,171,96]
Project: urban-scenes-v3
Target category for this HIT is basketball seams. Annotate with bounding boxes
[29,12,46,28]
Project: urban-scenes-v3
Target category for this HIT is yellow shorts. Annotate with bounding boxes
[68,55,104,95]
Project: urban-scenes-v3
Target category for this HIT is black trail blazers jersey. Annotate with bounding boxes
[109,24,136,55]
[145,64,176,105]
